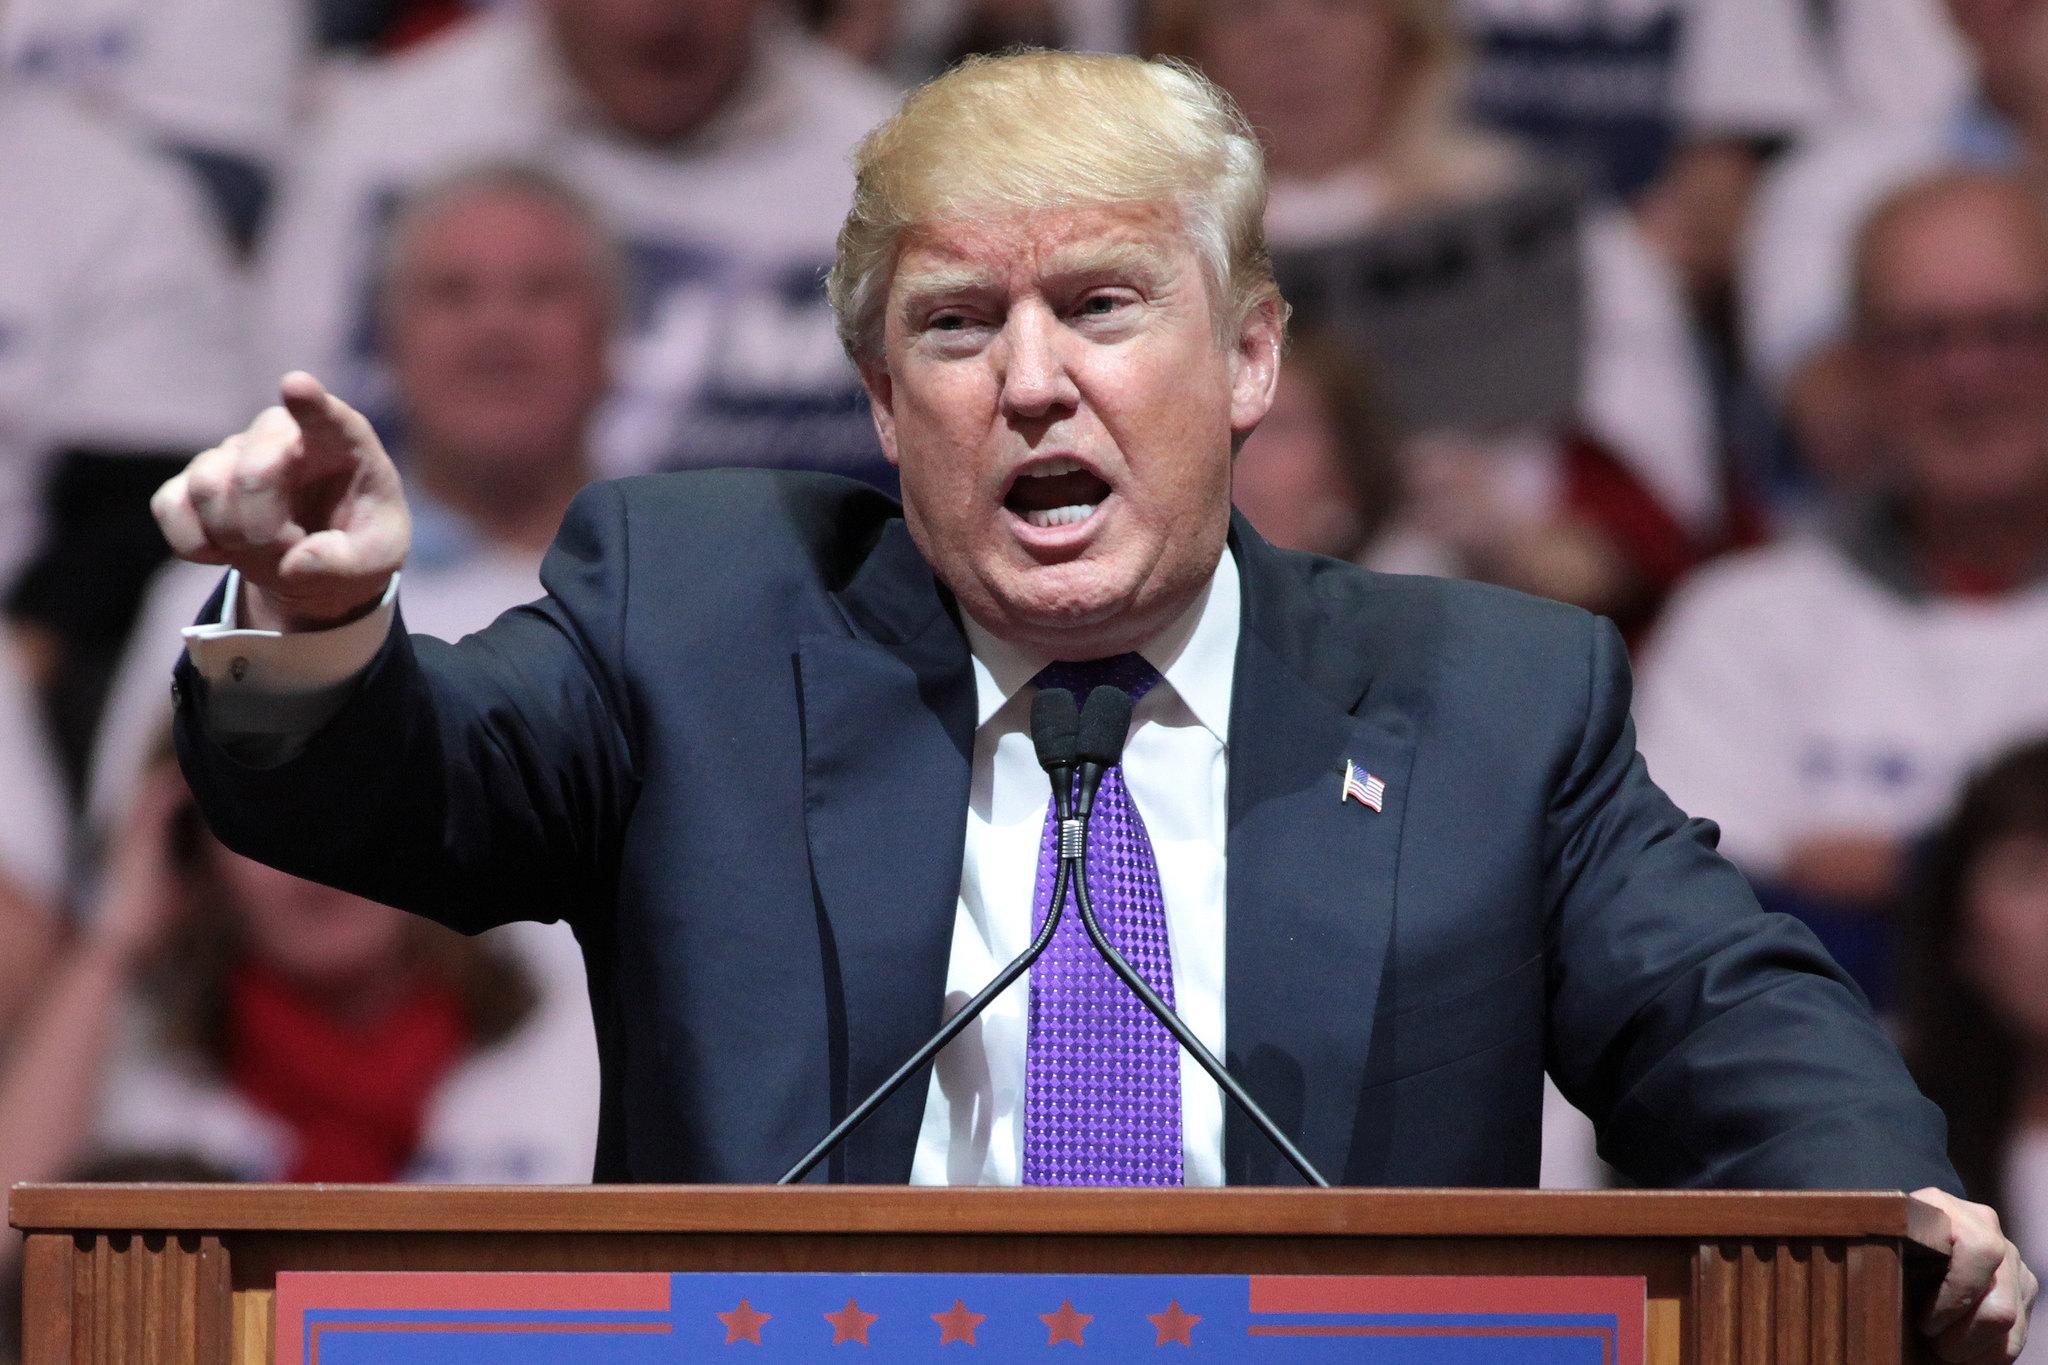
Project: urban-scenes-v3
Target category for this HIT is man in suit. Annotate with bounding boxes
[154,50,2031,1359]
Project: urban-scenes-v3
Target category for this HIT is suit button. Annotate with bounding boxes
[169,678,183,706]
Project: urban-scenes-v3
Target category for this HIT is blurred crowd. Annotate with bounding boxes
[0,0,2046,1353]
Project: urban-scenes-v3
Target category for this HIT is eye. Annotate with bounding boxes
[1078,293,1122,316]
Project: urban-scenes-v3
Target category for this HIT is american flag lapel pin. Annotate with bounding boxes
[1342,759,1386,812]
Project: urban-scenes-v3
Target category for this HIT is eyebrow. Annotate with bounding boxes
[894,242,1178,323]
[1041,240,1175,289]
[895,266,997,319]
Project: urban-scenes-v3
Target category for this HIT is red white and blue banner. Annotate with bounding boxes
[276,1271,1645,1363]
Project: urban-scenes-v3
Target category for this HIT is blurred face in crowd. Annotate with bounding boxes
[384,186,612,490]
[1944,0,2048,94]
[1961,833,2048,1048]
[1857,183,2048,512]
[866,201,1281,658]
[1184,0,1403,180]
[209,846,412,993]
[542,0,765,143]
[1232,359,1365,558]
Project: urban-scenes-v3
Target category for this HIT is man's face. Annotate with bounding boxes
[542,0,764,143]
[865,202,1281,659]
[1944,0,2048,59]
[1232,361,1364,558]
[1859,190,2048,512]
[385,189,611,483]
[1191,0,1400,180]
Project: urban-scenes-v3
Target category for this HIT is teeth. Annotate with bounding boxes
[1022,503,1098,529]
[1023,458,1083,478]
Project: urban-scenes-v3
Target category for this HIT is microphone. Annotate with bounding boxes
[1072,685,1129,821]
[1062,687,1332,1187]
[778,689,1084,1184]
[1032,686,1081,822]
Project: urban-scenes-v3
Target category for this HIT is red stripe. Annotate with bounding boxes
[276,1273,671,1365]
[1250,1275,1642,1365]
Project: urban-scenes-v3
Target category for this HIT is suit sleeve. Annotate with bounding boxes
[1540,613,1960,1193]
[173,481,640,934]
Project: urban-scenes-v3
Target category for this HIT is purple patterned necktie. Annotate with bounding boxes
[1022,654,1183,1186]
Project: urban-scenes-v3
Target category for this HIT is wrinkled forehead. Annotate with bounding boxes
[887,201,1194,299]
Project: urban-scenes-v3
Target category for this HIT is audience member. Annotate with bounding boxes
[1228,329,1430,570]
[1903,737,2048,1356]
[806,0,1136,84]
[1637,170,2048,1003]
[0,0,309,244]
[258,0,899,490]
[1229,326,1699,636]
[0,84,254,787]
[0,747,596,1188]
[93,169,614,1148]
[1155,0,1718,630]
[94,164,609,832]
[1743,0,2048,414]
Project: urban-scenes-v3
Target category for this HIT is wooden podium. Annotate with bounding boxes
[11,1185,1947,1363]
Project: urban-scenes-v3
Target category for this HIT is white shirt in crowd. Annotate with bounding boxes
[1634,533,2048,878]
[0,634,70,907]
[0,0,307,167]
[1676,0,1967,140]
[0,86,252,589]
[257,8,898,481]
[2009,1129,2048,1363]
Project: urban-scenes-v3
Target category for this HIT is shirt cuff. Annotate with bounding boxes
[182,571,398,737]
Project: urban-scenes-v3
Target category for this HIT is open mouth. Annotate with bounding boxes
[1003,458,1113,529]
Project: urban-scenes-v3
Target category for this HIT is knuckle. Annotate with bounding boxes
[232,462,278,495]
[184,468,225,505]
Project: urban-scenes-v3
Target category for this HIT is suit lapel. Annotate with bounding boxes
[1224,519,1416,1185]
[796,521,975,1185]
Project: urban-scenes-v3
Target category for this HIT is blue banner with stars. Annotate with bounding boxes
[276,1271,1645,1362]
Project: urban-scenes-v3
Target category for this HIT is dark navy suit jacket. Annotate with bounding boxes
[174,470,1961,1191]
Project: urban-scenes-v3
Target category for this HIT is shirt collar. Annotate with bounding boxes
[962,548,1240,743]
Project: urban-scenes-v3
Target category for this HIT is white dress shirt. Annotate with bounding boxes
[184,553,1240,1187]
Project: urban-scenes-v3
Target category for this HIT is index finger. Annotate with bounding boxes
[277,371,362,468]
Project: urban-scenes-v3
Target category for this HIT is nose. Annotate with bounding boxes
[996,302,1080,421]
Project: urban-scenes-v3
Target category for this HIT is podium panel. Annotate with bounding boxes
[10,1186,1947,1364]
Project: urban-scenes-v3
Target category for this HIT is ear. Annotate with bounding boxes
[1228,296,1285,442]
[859,357,900,468]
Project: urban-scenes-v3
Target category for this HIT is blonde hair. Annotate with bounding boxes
[827,49,1283,362]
